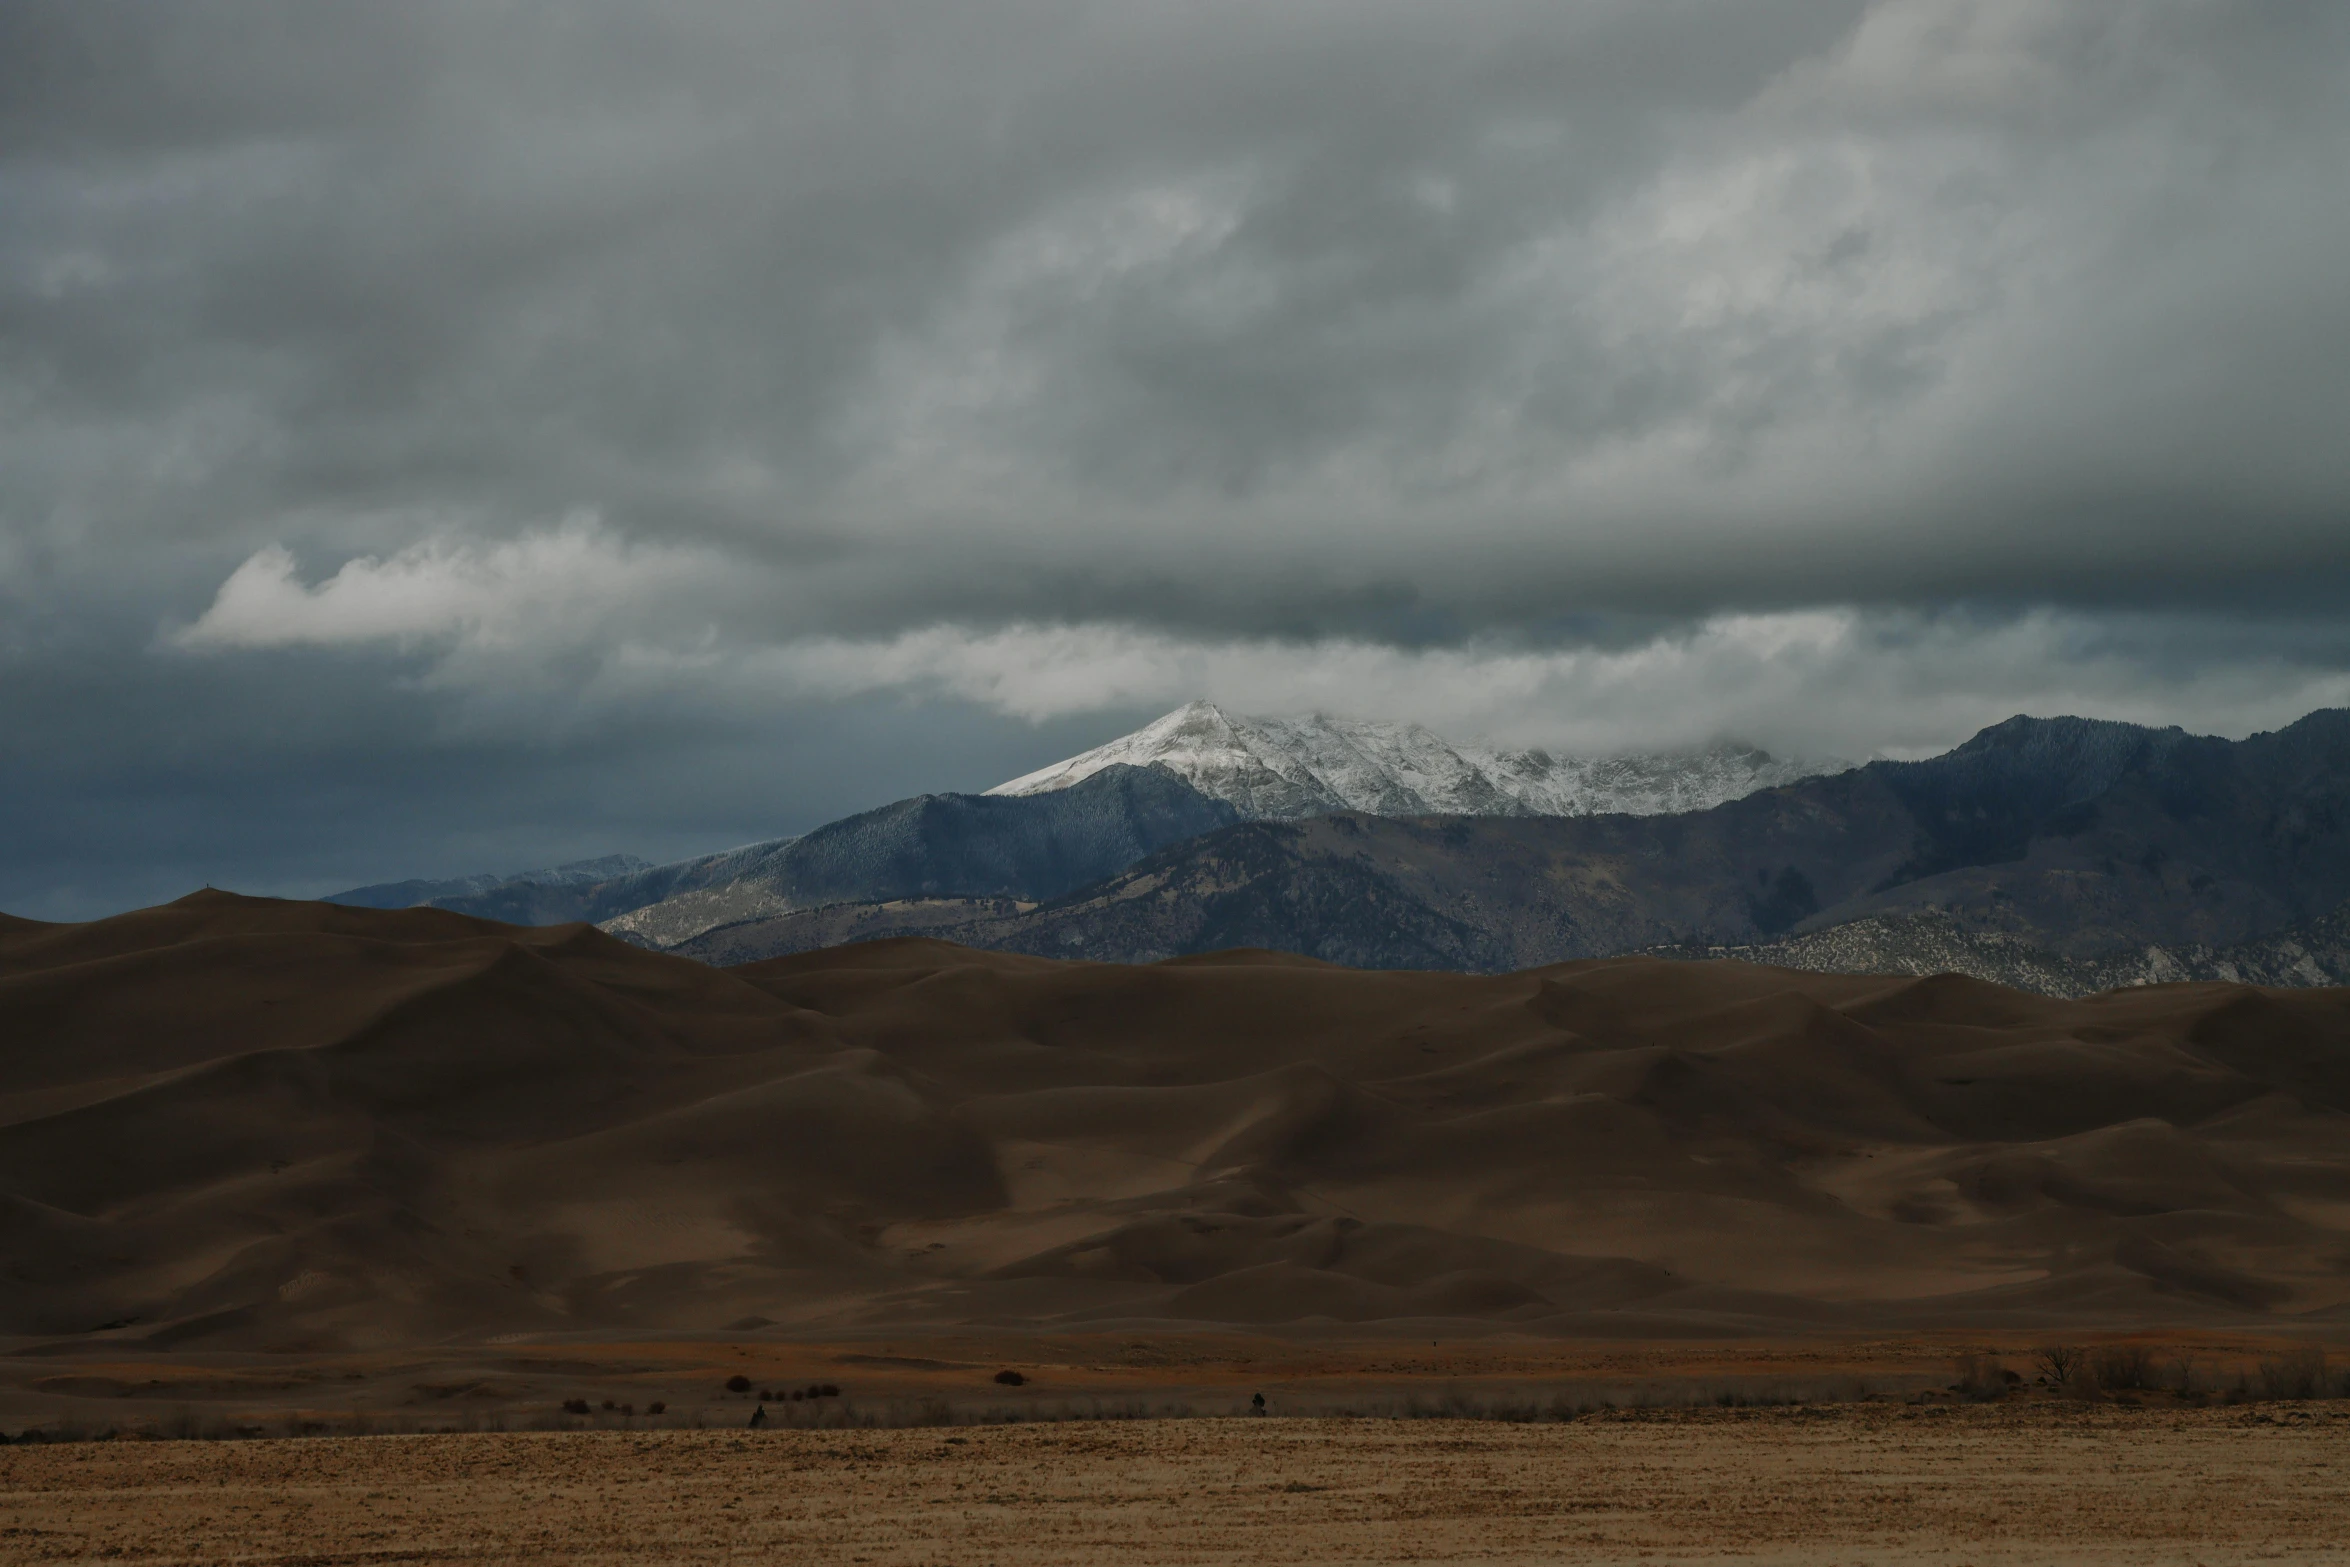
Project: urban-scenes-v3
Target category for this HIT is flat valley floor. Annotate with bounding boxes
[6,1404,2349,1566]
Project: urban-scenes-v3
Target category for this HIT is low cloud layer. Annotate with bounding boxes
[6,0,2350,914]
[176,526,2350,763]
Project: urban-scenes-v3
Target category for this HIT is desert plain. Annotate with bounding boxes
[7,1329,2350,1564]
[9,895,2350,1558]
[6,1397,2350,1566]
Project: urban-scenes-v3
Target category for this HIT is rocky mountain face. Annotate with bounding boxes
[599,764,1239,948]
[319,700,1835,942]
[331,841,826,929]
[1664,900,2350,999]
[677,708,2350,974]
[987,699,1844,819]
[464,842,798,928]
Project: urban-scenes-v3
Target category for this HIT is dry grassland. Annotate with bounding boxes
[5,1403,2348,1566]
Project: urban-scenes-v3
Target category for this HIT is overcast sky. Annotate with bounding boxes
[6,0,2349,917]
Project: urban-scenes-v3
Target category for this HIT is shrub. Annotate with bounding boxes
[646,1402,666,1416]
[2036,1346,2084,1388]
[2092,1346,2157,1392]
[1953,1354,2011,1400]
[725,1375,751,1394]
[2257,1348,2328,1401]
[994,1370,1027,1387]
[819,1384,840,1398]
[561,1399,591,1416]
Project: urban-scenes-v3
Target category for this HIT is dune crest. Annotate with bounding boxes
[5,893,2350,1349]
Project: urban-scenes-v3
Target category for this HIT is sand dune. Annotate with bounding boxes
[6,891,2350,1351]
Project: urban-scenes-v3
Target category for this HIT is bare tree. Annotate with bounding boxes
[2035,1346,2084,1388]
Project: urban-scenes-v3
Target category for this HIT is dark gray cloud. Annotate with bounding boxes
[4,0,2349,915]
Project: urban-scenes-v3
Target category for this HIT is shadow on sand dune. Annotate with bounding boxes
[5,890,2350,1351]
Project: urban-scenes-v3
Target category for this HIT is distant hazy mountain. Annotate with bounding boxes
[325,767,1236,948]
[681,709,2350,975]
[987,699,1846,819]
[599,764,1238,947]
[326,848,777,928]
[324,854,653,913]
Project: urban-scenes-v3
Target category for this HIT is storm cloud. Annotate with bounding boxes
[5,0,2349,915]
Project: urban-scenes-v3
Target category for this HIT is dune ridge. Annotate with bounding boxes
[5,891,2350,1351]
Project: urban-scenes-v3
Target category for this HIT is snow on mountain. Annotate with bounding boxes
[986,700,1846,820]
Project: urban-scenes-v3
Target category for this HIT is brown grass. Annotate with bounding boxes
[5,1405,2348,1565]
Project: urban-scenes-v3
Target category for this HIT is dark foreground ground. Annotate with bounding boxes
[5,1403,2348,1566]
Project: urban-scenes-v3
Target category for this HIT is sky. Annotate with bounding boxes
[5,0,2349,918]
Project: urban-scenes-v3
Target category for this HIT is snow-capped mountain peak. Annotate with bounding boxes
[986,701,1847,820]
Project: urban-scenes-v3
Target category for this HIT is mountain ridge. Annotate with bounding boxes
[677,708,2350,974]
[599,764,1239,948]
[316,767,1238,946]
[324,853,657,914]
[321,700,1853,944]
[1657,899,2350,999]
[988,699,1846,819]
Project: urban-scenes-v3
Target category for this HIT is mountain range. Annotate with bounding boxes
[598,765,1237,949]
[676,709,2350,977]
[327,764,1234,949]
[1664,901,2350,999]
[988,699,1843,819]
[325,702,1832,947]
[313,703,2350,995]
[325,853,655,915]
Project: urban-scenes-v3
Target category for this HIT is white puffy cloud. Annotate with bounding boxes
[170,517,737,655]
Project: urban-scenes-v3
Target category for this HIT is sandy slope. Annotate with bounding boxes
[7,891,2350,1352]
